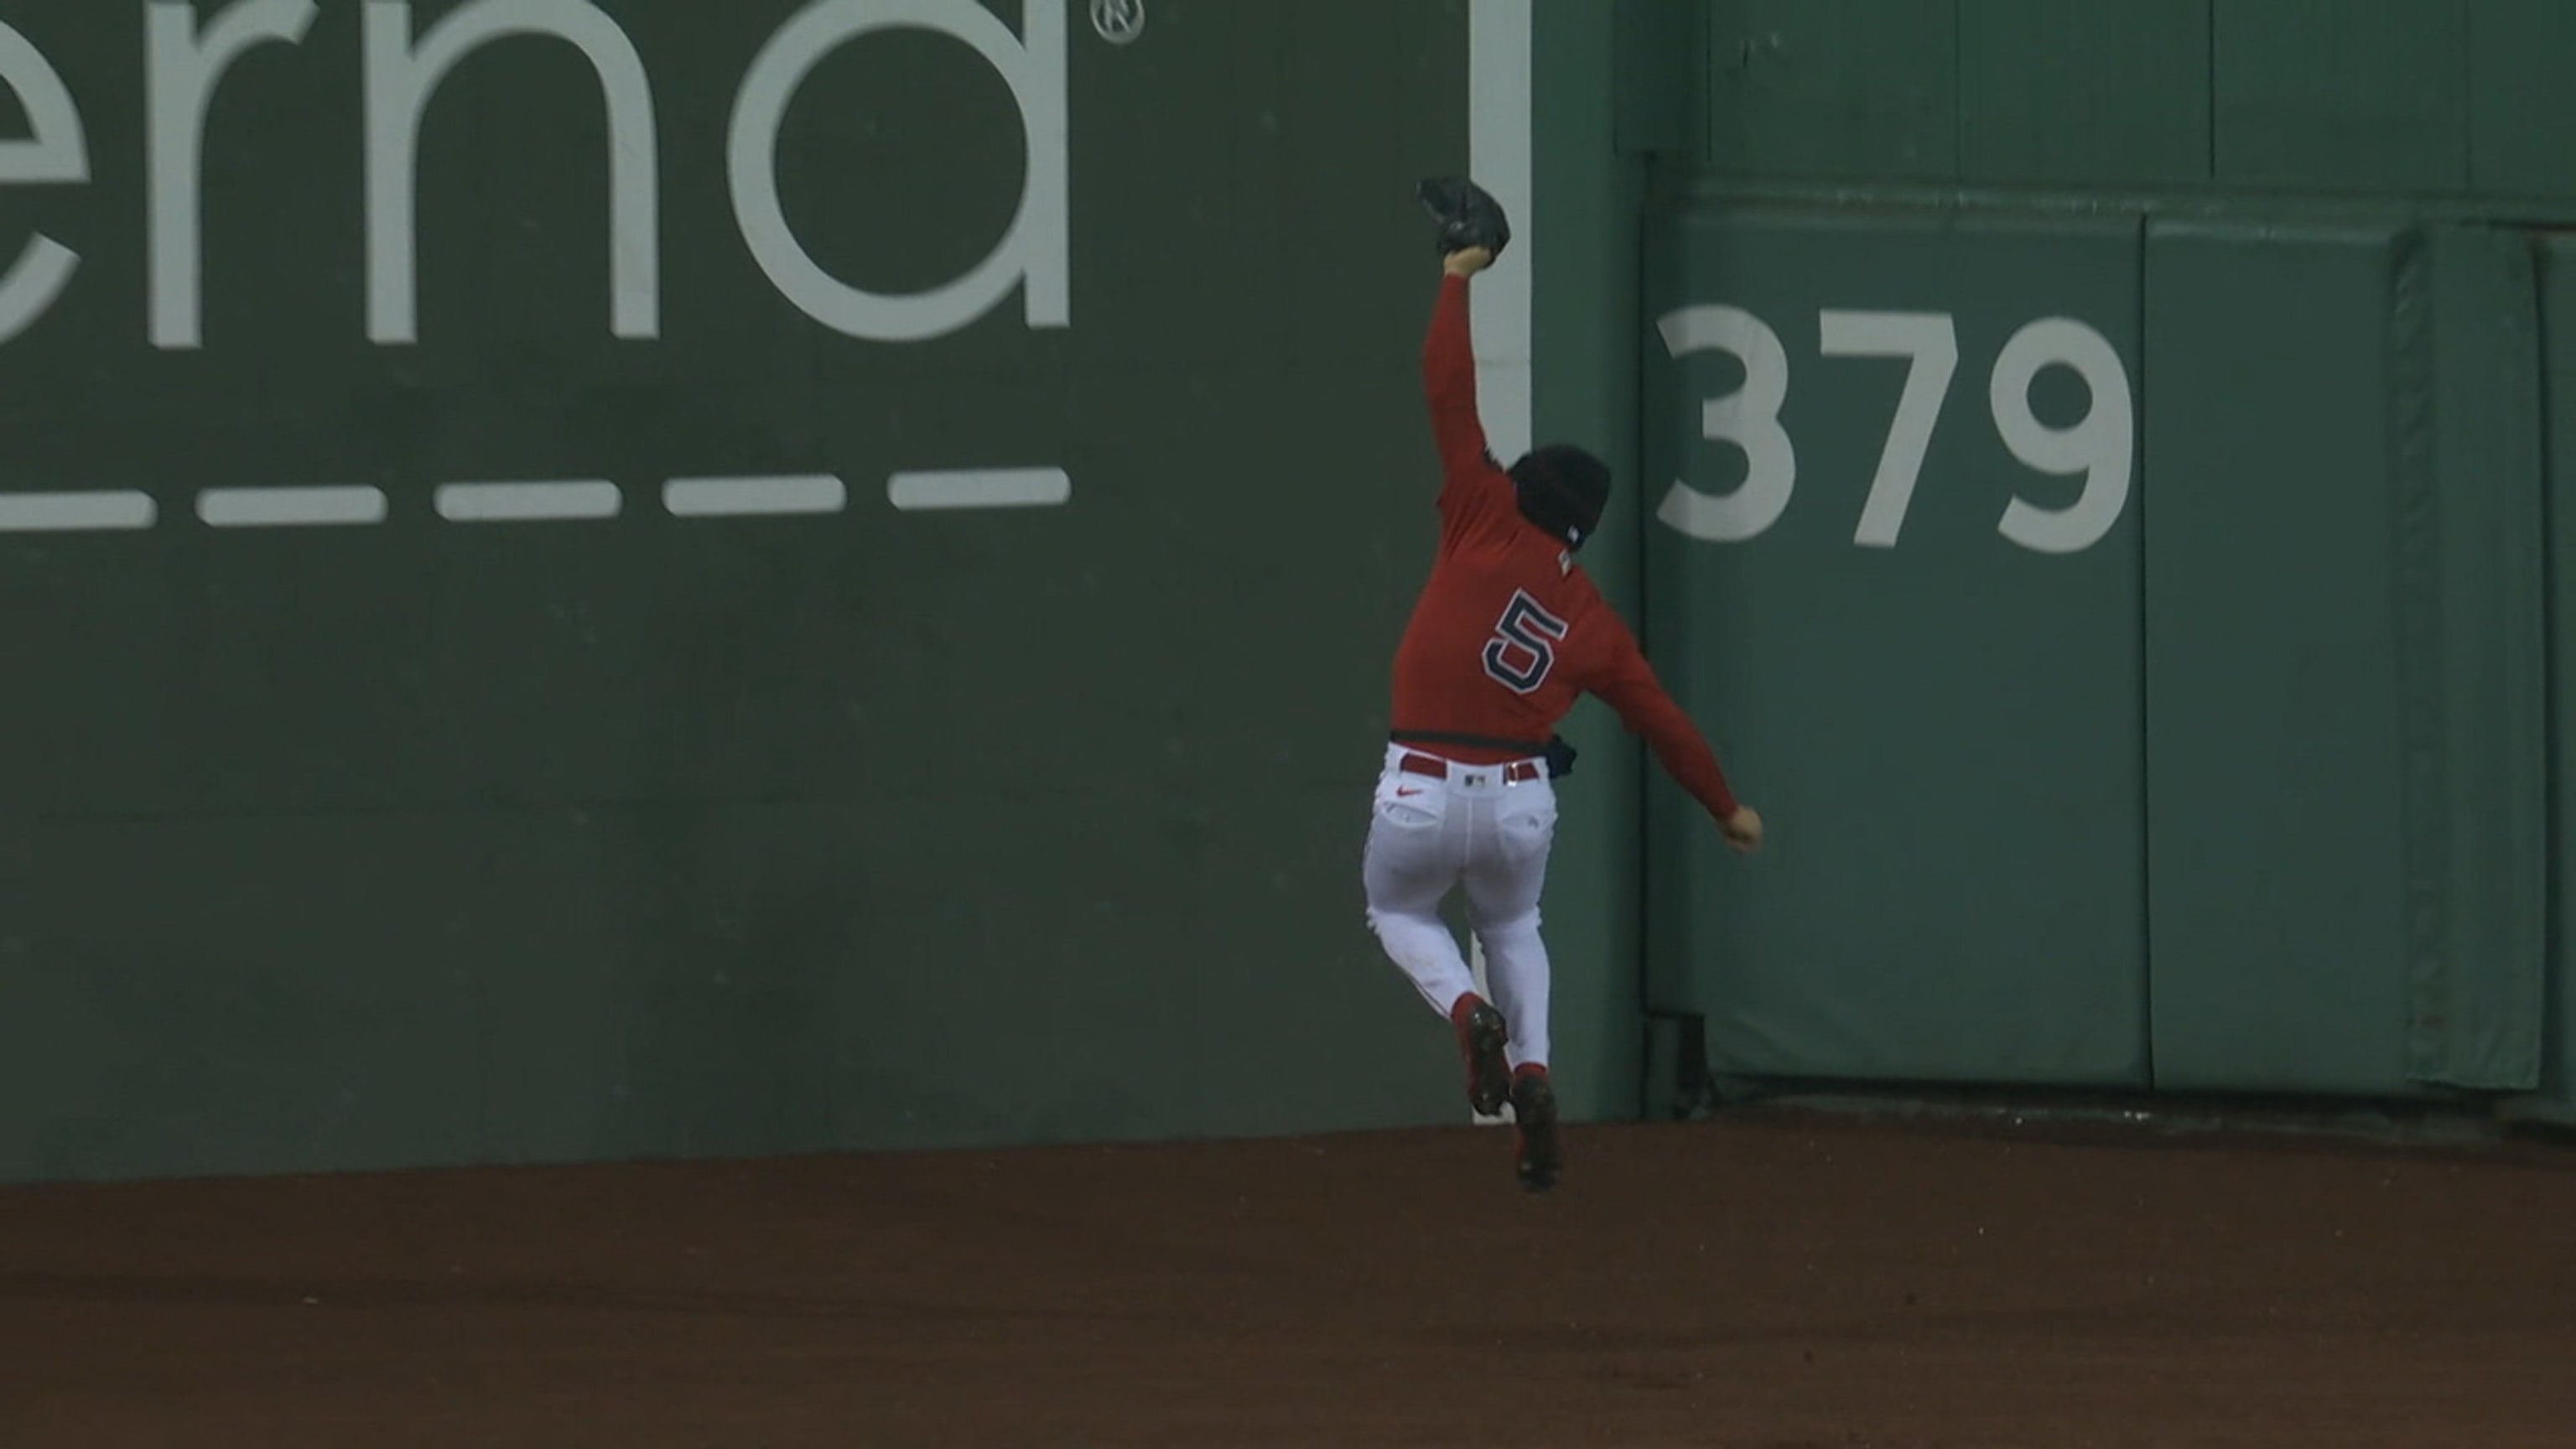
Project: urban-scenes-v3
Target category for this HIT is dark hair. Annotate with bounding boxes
[1508,444,1613,549]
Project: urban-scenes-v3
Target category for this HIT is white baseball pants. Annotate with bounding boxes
[1361,744,1559,1070]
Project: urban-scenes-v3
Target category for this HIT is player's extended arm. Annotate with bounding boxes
[1590,626,1763,853]
[1422,252,1495,491]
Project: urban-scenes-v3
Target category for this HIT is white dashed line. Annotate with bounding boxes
[9,469,1075,534]
[197,486,388,528]
[663,475,848,517]
[886,467,1073,512]
[0,491,158,532]
[434,480,623,522]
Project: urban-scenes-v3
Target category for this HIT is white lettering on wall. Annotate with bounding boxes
[0,20,90,346]
[3,2,1085,356]
[149,0,319,351]
[1657,303,2136,555]
[727,0,1069,342]
[363,0,660,345]
[1990,318,2135,556]
[1819,310,1958,549]
[1654,304,1795,543]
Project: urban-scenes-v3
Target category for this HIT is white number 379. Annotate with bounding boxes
[1654,306,2136,556]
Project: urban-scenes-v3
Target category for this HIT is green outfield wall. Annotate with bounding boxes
[9,0,2576,1188]
[0,0,1570,1184]
[1607,0,2576,1125]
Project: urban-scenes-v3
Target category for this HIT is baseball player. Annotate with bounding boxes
[1366,180,1763,1192]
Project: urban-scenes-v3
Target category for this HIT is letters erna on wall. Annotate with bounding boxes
[0,0,1071,352]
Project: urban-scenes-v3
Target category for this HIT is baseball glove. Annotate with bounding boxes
[1417,175,1511,261]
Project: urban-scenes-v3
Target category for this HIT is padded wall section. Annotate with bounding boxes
[2142,220,2546,1097]
[1639,201,2148,1088]
[2523,235,2576,1125]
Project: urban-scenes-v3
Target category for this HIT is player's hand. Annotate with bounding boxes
[1720,805,1763,855]
[1443,246,1493,278]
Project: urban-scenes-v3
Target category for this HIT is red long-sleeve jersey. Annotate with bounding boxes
[1384,273,1742,823]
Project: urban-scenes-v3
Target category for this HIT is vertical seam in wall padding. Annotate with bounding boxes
[2389,227,2448,1088]
[2136,210,2156,1088]
[2491,236,2544,1090]
[2538,241,2566,1111]
[1630,166,1659,1070]
[2521,235,2556,1094]
[2460,8,2475,192]
[1467,0,1533,1063]
[2488,235,2549,1092]
[1616,17,1667,1100]
[2203,0,2217,182]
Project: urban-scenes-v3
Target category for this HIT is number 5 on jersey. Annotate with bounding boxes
[1483,590,1570,694]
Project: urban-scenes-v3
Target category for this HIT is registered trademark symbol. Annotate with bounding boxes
[1091,0,1145,45]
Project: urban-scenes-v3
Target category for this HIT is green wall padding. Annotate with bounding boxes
[2403,226,2547,1092]
[2142,220,2412,1095]
[2142,218,2545,1097]
[2524,236,2576,1126]
[1639,201,2148,1088]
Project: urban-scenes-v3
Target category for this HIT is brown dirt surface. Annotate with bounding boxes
[3,1109,2573,1447]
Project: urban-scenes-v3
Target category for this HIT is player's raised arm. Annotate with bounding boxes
[1421,248,1493,480]
[1413,176,1514,496]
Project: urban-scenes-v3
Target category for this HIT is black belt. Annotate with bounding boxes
[1390,729,1578,780]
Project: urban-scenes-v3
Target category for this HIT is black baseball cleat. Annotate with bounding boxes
[1452,995,1512,1117]
[1511,1067,1561,1192]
